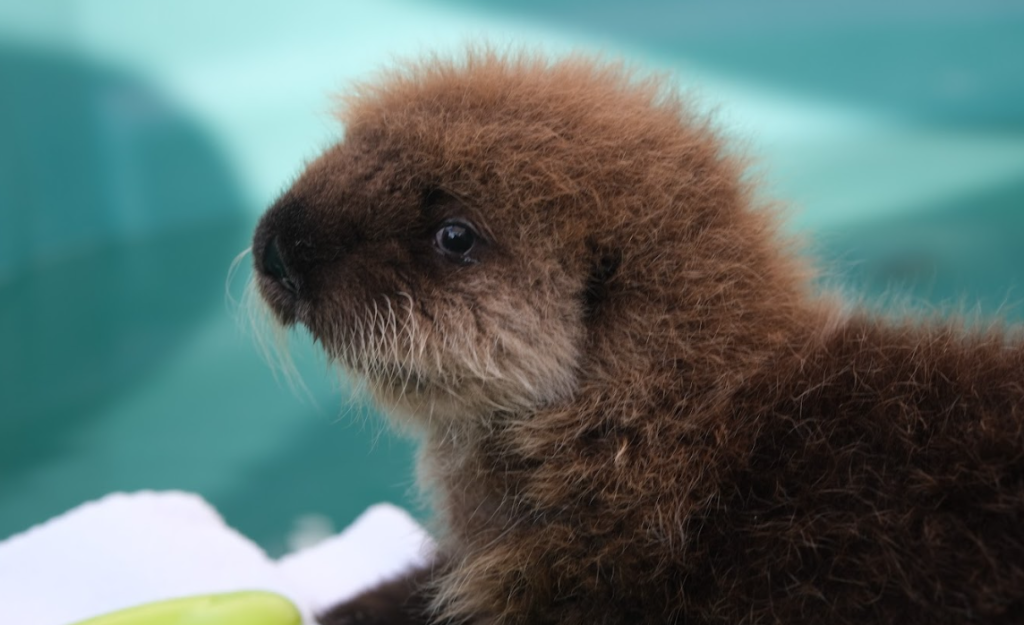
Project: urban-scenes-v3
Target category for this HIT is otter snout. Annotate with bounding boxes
[251,197,325,323]
[261,236,300,295]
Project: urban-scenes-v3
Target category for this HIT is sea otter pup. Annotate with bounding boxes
[252,51,1024,624]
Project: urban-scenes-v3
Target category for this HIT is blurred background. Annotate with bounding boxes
[1,0,1022,556]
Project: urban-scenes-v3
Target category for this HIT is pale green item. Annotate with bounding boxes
[70,592,302,625]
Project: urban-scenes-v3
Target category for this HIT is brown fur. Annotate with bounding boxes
[319,564,437,625]
[252,50,1024,624]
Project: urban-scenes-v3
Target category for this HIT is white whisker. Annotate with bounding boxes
[225,246,252,310]
[234,272,313,402]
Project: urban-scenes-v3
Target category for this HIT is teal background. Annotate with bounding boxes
[1,1,1023,555]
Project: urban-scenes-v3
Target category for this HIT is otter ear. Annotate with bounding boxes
[583,242,621,320]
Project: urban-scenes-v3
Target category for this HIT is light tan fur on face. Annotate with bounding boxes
[319,265,583,424]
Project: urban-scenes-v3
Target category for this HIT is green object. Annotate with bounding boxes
[70,592,302,625]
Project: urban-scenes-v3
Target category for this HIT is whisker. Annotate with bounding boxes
[238,273,313,402]
[225,246,253,311]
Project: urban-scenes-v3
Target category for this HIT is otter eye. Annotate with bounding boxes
[434,221,478,261]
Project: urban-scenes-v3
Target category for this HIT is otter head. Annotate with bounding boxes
[252,51,794,427]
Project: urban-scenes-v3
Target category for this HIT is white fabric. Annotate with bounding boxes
[0,491,433,625]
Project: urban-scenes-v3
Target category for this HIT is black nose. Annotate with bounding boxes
[261,236,300,295]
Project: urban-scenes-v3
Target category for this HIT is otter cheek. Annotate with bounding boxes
[514,327,582,408]
[474,304,583,412]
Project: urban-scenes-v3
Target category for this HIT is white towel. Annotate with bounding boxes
[0,491,434,625]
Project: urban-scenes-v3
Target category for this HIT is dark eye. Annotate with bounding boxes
[434,221,478,261]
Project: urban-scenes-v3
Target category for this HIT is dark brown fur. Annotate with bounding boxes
[320,564,437,625]
[252,50,1024,624]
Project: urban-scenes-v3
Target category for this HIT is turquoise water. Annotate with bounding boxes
[1,1,1022,554]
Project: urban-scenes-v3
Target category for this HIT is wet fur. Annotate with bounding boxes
[253,50,1024,624]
